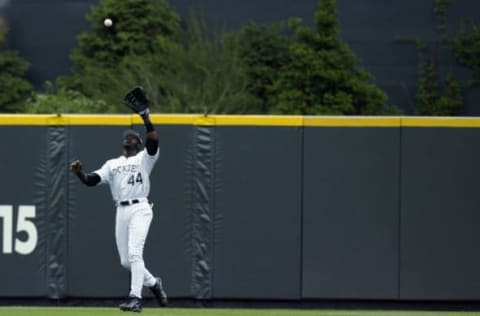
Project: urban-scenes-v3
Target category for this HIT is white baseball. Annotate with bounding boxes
[104,18,113,27]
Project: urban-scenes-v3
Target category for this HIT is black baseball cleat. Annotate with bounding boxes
[149,277,168,307]
[119,295,142,313]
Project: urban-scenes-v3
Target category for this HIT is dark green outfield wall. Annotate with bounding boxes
[1,117,479,301]
[400,128,480,300]
[302,127,401,299]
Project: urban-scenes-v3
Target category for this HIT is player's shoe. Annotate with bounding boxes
[149,277,168,307]
[119,295,142,313]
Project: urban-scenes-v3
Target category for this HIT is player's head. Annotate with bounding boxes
[122,129,142,154]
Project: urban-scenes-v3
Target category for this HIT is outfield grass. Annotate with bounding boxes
[0,307,480,316]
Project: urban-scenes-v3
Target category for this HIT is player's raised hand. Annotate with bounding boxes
[70,160,83,174]
[123,86,150,118]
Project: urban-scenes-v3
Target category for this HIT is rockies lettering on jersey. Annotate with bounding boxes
[112,164,139,175]
[94,149,159,203]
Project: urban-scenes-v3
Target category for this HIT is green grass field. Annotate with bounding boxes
[0,307,480,316]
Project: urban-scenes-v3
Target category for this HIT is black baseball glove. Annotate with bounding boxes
[123,86,149,115]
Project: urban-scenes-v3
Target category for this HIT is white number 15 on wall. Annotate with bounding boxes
[0,205,38,255]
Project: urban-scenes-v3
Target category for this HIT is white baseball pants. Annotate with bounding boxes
[115,201,157,298]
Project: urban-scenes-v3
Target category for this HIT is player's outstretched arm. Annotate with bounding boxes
[123,86,158,155]
[70,160,101,187]
[140,111,158,156]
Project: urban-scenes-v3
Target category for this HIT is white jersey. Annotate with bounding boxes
[94,148,159,203]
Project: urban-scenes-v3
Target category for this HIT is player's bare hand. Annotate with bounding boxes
[70,160,83,173]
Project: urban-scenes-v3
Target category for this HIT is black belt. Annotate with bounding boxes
[119,199,139,206]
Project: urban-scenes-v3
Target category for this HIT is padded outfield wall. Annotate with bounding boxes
[0,114,479,301]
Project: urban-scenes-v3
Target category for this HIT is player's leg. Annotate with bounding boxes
[115,207,130,270]
[132,204,167,306]
[124,204,158,287]
[127,204,154,298]
[143,267,156,287]
[116,206,155,282]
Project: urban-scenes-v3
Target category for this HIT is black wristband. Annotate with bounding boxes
[145,121,155,133]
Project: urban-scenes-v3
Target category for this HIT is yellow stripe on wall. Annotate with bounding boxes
[0,114,479,127]
[304,116,401,127]
[68,114,132,125]
[214,115,304,126]
[401,117,480,128]
[0,114,53,125]
[0,114,132,125]
[136,114,197,125]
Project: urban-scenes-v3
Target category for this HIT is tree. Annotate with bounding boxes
[226,22,291,113]
[156,16,261,114]
[269,0,400,115]
[24,82,114,114]
[0,23,33,113]
[414,39,462,116]
[453,21,480,85]
[60,0,261,114]
[413,0,463,116]
[59,0,182,111]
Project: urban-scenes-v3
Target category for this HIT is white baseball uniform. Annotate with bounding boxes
[94,147,160,298]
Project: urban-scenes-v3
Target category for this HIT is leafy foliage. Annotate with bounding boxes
[415,40,463,115]
[433,0,454,43]
[53,0,401,115]
[156,16,261,114]
[60,0,259,114]
[225,22,291,113]
[59,0,182,111]
[0,24,33,113]
[268,0,399,115]
[453,21,480,85]
[24,82,113,113]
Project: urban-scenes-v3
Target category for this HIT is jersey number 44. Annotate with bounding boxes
[127,172,143,186]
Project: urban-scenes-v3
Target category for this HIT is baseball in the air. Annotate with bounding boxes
[104,18,113,27]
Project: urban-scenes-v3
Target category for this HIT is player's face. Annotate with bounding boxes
[123,135,140,150]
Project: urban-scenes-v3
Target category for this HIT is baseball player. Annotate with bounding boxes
[70,106,167,312]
